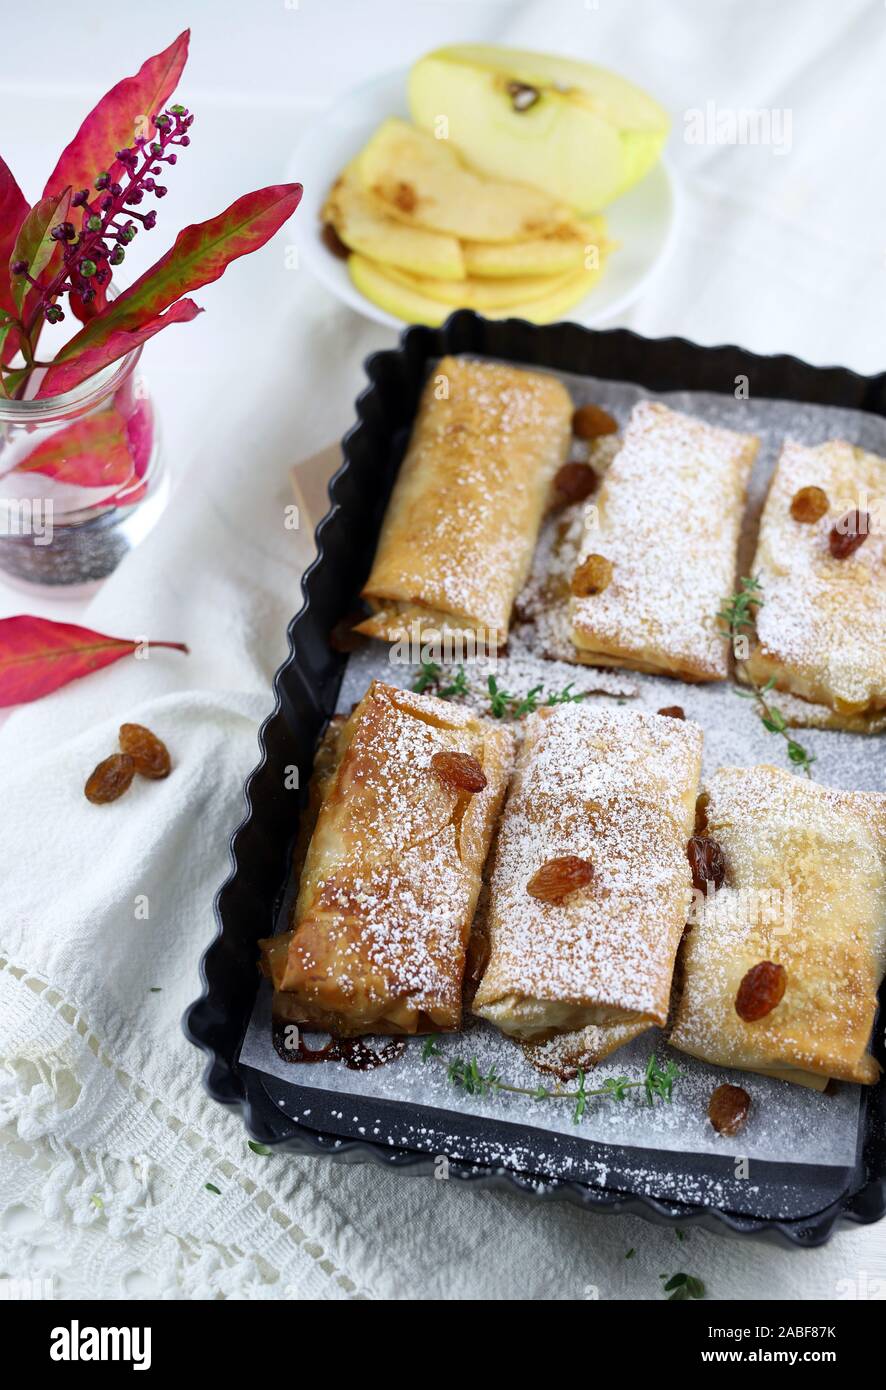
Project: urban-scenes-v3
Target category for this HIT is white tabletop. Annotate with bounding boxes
[2,0,885,1302]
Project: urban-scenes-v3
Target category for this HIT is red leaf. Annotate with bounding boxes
[7,408,135,487]
[0,616,188,707]
[41,184,302,387]
[125,396,154,477]
[1,156,31,379]
[0,154,29,319]
[43,31,190,199]
[37,297,202,398]
[9,188,71,313]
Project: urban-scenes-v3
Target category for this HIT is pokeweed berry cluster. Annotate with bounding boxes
[12,104,194,332]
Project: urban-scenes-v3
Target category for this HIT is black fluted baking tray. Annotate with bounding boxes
[185,310,886,1247]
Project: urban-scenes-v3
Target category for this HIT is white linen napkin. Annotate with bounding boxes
[2,0,886,1300]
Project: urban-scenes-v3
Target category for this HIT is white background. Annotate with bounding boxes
[1,0,885,1302]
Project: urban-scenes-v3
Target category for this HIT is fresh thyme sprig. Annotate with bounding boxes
[486,673,516,716]
[421,1038,679,1125]
[412,658,442,693]
[486,673,587,720]
[719,576,815,776]
[411,661,589,719]
[439,665,470,698]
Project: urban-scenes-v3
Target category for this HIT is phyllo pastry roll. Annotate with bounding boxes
[744,438,886,731]
[669,765,886,1087]
[356,355,572,652]
[570,401,758,680]
[472,704,703,1046]
[259,681,513,1036]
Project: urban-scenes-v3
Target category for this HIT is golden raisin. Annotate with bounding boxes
[321,222,350,260]
[789,485,829,524]
[552,461,597,505]
[85,752,135,804]
[829,509,871,559]
[119,723,171,779]
[571,553,612,597]
[735,961,786,1022]
[527,855,594,903]
[658,705,685,720]
[431,750,487,794]
[687,835,725,893]
[572,403,618,439]
[708,1083,751,1136]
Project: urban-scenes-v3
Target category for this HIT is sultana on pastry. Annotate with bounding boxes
[744,438,886,732]
[471,703,703,1053]
[570,401,758,680]
[259,681,513,1035]
[669,764,886,1087]
[356,355,572,653]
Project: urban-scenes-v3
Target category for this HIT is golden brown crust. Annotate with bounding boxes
[357,356,572,649]
[743,438,886,727]
[261,681,513,1035]
[669,765,886,1086]
[571,402,758,680]
[472,704,703,1049]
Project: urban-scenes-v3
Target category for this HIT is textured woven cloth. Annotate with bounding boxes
[2,0,886,1299]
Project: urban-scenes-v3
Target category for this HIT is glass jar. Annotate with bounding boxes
[0,341,166,594]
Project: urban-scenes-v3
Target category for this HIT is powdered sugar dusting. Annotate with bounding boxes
[240,369,886,1195]
[360,355,571,637]
[572,401,758,679]
[281,681,512,1031]
[670,763,886,1084]
[749,437,886,711]
[474,704,701,1027]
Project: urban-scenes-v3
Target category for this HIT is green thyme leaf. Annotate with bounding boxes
[438,665,470,698]
[545,682,586,706]
[412,659,442,694]
[720,577,814,777]
[487,674,515,718]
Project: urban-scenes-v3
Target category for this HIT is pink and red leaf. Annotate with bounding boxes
[43,31,190,199]
[0,154,29,318]
[37,296,202,398]
[6,407,135,487]
[0,615,187,707]
[38,184,301,394]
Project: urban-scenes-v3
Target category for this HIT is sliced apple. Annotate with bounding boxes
[380,262,581,309]
[356,117,575,243]
[322,163,465,280]
[409,45,669,212]
[348,253,603,326]
[463,215,609,278]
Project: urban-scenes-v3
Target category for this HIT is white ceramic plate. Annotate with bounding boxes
[291,68,678,331]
